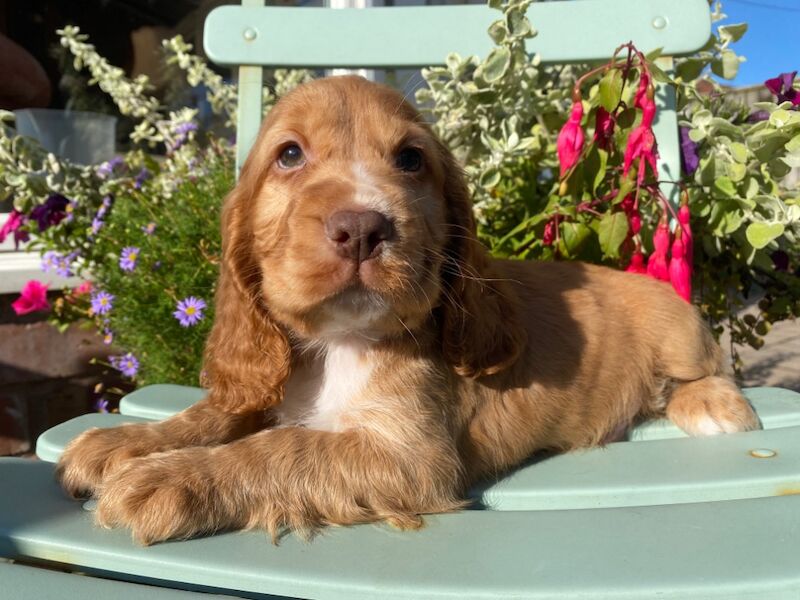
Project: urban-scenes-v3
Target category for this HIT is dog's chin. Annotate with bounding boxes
[312,286,394,339]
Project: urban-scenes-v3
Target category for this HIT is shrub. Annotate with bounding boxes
[0,1,797,388]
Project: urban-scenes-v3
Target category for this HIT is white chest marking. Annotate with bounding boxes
[278,340,373,432]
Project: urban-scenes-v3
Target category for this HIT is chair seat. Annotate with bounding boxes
[1,457,799,600]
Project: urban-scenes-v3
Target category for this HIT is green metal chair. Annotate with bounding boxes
[3,1,800,598]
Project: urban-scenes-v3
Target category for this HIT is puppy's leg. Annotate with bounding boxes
[56,398,269,498]
[666,376,760,436]
[95,426,465,545]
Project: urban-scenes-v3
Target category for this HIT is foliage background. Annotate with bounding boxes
[0,0,798,388]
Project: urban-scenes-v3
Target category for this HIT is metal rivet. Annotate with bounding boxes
[652,16,668,30]
[82,499,97,511]
[750,448,777,459]
[243,27,258,41]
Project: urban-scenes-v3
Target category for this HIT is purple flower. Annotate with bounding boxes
[30,194,69,232]
[765,72,800,107]
[41,250,76,277]
[64,201,76,223]
[94,397,109,413]
[119,246,140,272]
[170,121,198,151]
[41,250,60,273]
[103,328,114,345]
[679,127,700,176]
[142,222,157,235]
[110,352,139,378]
[0,210,29,249]
[90,216,104,235]
[173,296,207,327]
[96,156,125,179]
[90,290,114,315]
[134,168,151,190]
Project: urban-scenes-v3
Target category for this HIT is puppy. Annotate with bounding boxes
[57,76,759,544]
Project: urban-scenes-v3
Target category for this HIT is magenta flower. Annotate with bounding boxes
[90,290,114,315]
[0,210,29,249]
[119,246,140,272]
[12,280,50,315]
[765,72,800,106]
[623,99,659,185]
[557,100,585,178]
[110,353,139,378]
[593,107,614,150]
[173,296,207,327]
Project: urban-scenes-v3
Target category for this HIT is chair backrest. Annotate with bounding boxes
[204,0,712,203]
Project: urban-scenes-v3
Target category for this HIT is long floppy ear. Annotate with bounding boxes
[437,145,527,378]
[201,156,292,414]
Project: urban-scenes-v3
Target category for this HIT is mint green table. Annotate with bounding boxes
[6,1,798,598]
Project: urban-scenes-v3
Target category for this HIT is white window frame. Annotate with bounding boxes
[0,211,79,294]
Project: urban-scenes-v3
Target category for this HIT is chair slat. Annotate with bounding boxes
[204,0,711,68]
[120,384,207,420]
[2,458,799,600]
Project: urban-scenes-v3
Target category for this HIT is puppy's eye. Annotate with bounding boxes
[277,144,305,169]
[395,147,423,172]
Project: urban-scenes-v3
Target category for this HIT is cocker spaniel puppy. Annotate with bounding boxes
[57,76,759,544]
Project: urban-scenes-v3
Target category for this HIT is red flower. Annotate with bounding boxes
[542,217,559,246]
[73,281,93,296]
[625,247,647,274]
[12,280,50,315]
[623,100,659,185]
[557,101,585,178]
[593,107,614,150]
[646,216,671,282]
[634,70,651,109]
[669,227,692,302]
[678,202,693,275]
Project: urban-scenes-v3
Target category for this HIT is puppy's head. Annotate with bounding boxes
[204,76,524,412]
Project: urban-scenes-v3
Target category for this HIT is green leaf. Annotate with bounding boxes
[488,20,508,44]
[482,47,511,83]
[584,146,608,194]
[708,200,744,236]
[730,142,748,163]
[598,69,623,112]
[710,50,739,80]
[718,23,748,44]
[560,222,591,256]
[479,167,501,188]
[746,222,785,249]
[676,58,706,81]
[598,212,629,258]
[727,162,747,183]
[713,176,736,197]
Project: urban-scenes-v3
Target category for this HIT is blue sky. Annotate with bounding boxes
[720,0,799,86]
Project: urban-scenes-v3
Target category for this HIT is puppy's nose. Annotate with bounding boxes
[325,210,394,263]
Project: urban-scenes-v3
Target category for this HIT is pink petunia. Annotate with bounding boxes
[0,210,29,249]
[12,280,50,315]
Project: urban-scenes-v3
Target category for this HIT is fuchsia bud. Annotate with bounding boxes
[678,201,693,275]
[646,215,671,282]
[593,107,615,150]
[669,227,692,302]
[625,248,647,274]
[629,212,642,235]
[543,218,557,246]
[557,100,585,178]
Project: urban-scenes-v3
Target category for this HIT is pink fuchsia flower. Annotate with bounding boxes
[625,247,647,274]
[173,296,207,327]
[0,210,29,249]
[593,107,614,150]
[119,246,140,272]
[557,100,585,178]
[90,290,114,315]
[110,352,139,378]
[634,70,651,109]
[677,201,693,275]
[646,216,671,282]
[12,280,50,315]
[765,71,800,106]
[669,227,692,302]
[623,99,659,185]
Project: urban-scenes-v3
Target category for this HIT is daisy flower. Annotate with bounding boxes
[119,246,140,272]
[173,296,207,327]
[90,290,114,315]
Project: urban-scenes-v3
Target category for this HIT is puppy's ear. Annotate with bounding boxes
[437,145,527,378]
[202,157,292,414]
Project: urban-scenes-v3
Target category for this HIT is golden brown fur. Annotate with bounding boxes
[56,76,759,544]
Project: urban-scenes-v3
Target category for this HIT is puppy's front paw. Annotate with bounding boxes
[56,424,161,498]
[95,448,236,545]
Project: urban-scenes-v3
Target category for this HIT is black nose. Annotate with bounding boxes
[325,210,394,263]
